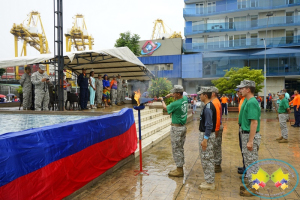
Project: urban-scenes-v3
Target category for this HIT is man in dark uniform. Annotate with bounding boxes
[77,68,89,110]
[198,87,217,190]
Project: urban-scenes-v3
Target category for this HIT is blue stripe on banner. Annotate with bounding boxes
[0,108,135,187]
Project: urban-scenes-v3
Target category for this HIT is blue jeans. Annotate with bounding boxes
[222,103,227,115]
[294,106,300,125]
[193,104,197,112]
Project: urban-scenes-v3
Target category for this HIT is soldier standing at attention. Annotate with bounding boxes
[237,80,261,197]
[95,74,103,108]
[31,64,52,111]
[159,85,188,177]
[20,66,32,110]
[198,87,216,190]
[116,74,122,106]
[210,86,223,173]
[121,80,127,104]
[237,85,246,175]
[276,91,291,143]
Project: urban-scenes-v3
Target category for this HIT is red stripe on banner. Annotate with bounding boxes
[0,123,137,200]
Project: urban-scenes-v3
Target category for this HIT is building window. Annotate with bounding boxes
[192,37,205,49]
[192,20,204,32]
[251,15,258,27]
[250,0,258,7]
[196,2,204,14]
[207,2,216,14]
[145,64,173,71]
[207,19,225,30]
[286,30,294,44]
[238,0,247,9]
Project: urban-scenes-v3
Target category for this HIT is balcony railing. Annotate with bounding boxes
[183,36,300,52]
[183,0,300,17]
[185,16,300,35]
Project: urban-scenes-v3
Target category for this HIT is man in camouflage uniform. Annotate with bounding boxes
[31,64,52,111]
[211,86,223,173]
[198,87,217,190]
[159,85,188,177]
[121,79,127,104]
[110,75,117,106]
[116,74,122,106]
[276,91,291,143]
[237,80,261,197]
[95,74,103,108]
[20,66,32,110]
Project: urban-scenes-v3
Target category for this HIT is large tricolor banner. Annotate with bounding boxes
[0,108,137,200]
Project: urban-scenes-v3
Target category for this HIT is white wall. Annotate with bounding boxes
[258,77,285,96]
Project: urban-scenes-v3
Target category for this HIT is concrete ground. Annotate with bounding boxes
[69,111,300,200]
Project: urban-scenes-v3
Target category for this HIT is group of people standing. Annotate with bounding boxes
[20,64,53,111]
[158,80,265,197]
[77,68,127,110]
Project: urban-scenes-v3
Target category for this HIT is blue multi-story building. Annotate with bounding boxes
[183,0,300,94]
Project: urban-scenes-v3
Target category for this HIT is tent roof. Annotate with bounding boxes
[0,47,154,81]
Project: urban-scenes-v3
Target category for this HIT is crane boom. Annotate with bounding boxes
[151,19,182,40]
[65,14,94,52]
[10,11,50,79]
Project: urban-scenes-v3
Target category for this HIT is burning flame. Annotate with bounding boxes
[134,89,141,106]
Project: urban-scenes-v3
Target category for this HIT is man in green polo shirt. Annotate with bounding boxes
[237,80,261,197]
[159,85,188,177]
[276,91,291,143]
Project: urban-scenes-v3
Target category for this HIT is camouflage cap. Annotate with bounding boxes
[170,85,184,93]
[39,64,46,70]
[197,87,212,95]
[210,86,219,93]
[236,80,256,88]
[278,91,285,95]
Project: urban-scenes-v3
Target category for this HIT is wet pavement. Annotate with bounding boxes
[71,112,300,200]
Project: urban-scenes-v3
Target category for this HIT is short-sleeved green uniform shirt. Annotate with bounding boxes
[167,96,188,125]
[239,97,261,132]
[278,98,289,113]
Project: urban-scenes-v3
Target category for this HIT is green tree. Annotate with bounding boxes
[114,31,141,56]
[212,67,264,94]
[148,77,173,98]
[0,68,5,77]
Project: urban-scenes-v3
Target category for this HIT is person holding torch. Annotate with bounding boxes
[159,85,188,177]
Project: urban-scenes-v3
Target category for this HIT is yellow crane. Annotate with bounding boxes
[10,11,50,79]
[151,19,182,40]
[65,14,94,52]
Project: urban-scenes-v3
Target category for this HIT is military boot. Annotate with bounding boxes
[278,138,288,143]
[276,136,283,141]
[97,104,103,108]
[198,182,215,190]
[168,167,184,177]
[240,186,257,197]
[117,102,122,106]
[215,165,222,173]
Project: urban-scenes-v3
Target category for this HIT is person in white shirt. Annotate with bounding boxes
[193,96,197,114]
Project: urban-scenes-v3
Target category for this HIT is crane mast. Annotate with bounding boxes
[65,14,94,52]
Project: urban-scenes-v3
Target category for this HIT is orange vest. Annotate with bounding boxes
[212,98,221,132]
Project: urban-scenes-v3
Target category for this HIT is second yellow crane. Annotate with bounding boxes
[151,19,182,40]
[65,14,94,52]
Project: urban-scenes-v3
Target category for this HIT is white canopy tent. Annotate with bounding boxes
[0,47,154,81]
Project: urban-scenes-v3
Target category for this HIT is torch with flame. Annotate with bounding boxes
[134,90,141,106]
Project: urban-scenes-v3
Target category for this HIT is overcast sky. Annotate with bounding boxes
[0,0,184,59]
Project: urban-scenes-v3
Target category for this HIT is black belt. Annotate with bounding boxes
[171,123,185,127]
[241,130,258,134]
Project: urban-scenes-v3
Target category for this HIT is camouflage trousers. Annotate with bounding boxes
[121,90,126,102]
[117,89,122,103]
[96,90,103,104]
[23,89,32,109]
[214,125,223,165]
[279,113,289,139]
[64,90,67,105]
[170,125,187,167]
[241,132,261,186]
[199,132,216,184]
[35,89,49,111]
[111,89,117,105]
